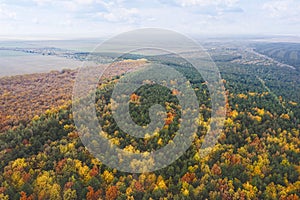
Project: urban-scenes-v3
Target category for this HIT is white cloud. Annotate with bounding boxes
[0,3,17,20]
[96,7,139,23]
[93,1,139,23]
[0,0,299,38]
[174,0,238,7]
[262,0,300,24]
[74,0,96,5]
[262,0,290,17]
[32,0,53,6]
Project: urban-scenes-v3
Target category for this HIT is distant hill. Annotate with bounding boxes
[254,43,300,70]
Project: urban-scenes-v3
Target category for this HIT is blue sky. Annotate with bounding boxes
[0,0,300,39]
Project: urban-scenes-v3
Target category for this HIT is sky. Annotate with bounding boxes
[0,0,300,39]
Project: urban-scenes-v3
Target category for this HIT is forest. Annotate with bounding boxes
[0,52,299,200]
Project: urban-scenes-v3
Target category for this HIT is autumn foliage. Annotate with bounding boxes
[0,59,300,199]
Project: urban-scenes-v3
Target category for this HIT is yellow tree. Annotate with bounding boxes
[49,184,62,200]
[63,189,77,200]
[102,170,114,184]
[264,182,277,199]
